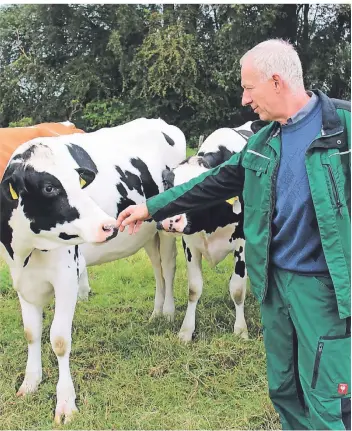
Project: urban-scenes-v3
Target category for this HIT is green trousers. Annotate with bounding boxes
[261,267,351,430]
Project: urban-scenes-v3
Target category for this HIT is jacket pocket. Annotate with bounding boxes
[322,150,350,217]
[314,275,335,291]
[311,335,351,398]
[242,150,271,174]
[242,150,271,209]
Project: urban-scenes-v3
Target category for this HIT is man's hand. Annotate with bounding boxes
[116,203,151,235]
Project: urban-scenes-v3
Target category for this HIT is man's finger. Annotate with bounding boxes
[116,206,135,227]
[128,222,135,235]
[118,213,135,233]
[133,220,143,235]
[122,213,138,227]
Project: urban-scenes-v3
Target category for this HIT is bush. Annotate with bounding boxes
[8,117,35,127]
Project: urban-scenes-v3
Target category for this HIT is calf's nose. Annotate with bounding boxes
[158,216,185,233]
[102,224,118,241]
[93,222,118,243]
[103,223,115,233]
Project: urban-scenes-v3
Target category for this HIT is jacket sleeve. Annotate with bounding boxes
[147,151,245,222]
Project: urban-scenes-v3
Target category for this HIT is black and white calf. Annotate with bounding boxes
[0,118,186,423]
[158,121,266,342]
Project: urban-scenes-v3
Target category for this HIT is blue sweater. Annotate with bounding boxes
[271,98,329,274]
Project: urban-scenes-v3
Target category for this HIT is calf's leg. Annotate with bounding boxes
[144,234,169,320]
[179,240,203,342]
[17,293,43,395]
[230,240,248,339]
[159,232,176,319]
[78,266,90,301]
[51,274,79,424]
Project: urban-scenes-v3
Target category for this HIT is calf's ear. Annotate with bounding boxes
[250,120,269,134]
[162,168,175,191]
[1,165,26,201]
[76,167,96,189]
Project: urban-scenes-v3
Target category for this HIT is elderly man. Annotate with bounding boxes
[116,39,351,430]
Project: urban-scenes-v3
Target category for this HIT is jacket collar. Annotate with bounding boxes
[261,90,346,153]
[268,89,343,138]
[312,89,343,136]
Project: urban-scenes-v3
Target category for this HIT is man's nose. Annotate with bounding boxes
[241,90,252,107]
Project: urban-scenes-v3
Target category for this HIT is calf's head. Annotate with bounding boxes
[1,142,117,252]
[158,121,269,235]
[159,156,211,235]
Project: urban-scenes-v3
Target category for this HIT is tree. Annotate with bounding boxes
[0,4,350,138]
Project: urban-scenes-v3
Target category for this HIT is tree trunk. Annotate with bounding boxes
[274,4,299,43]
[300,4,310,77]
[163,4,174,27]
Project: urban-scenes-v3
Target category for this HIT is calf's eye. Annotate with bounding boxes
[42,184,57,195]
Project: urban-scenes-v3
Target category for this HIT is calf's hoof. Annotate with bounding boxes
[150,309,174,322]
[163,310,175,322]
[234,326,249,340]
[54,400,78,425]
[16,372,42,396]
[178,329,193,343]
[149,309,162,321]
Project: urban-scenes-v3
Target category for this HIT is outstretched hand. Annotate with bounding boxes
[116,203,151,235]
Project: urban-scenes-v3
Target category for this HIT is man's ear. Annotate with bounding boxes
[76,168,96,189]
[272,74,281,92]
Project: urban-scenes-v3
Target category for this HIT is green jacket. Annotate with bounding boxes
[147,90,351,319]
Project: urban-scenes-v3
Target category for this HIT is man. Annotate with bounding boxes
[116,39,351,430]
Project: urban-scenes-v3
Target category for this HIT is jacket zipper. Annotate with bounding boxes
[261,128,280,301]
[327,165,343,216]
[262,159,279,301]
[311,341,324,389]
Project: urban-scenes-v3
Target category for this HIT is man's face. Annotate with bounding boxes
[241,60,279,121]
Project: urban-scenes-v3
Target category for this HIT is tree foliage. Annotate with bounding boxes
[0,4,350,144]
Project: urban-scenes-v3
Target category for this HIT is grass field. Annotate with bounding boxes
[0,149,278,429]
[0,238,280,430]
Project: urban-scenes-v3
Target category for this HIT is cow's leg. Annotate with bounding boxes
[78,266,90,301]
[230,239,248,340]
[17,293,43,396]
[179,241,202,342]
[144,235,167,320]
[51,275,79,424]
[159,232,176,319]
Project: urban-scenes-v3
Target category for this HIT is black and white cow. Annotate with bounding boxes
[0,118,186,423]
[158,121,266,342]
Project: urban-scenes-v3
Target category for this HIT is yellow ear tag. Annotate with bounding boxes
[226,196,238,205]
[79,177,86,188]
[9,183,18,200]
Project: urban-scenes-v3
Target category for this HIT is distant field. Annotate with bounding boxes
[0,237,279,430]
[186,146,197,158]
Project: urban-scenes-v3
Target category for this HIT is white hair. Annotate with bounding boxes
[240,39,305,91]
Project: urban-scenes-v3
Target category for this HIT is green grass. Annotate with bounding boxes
[0,239,280,430]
